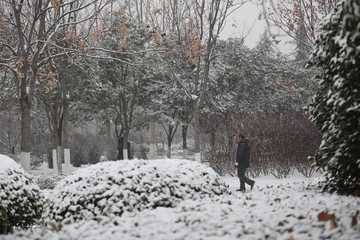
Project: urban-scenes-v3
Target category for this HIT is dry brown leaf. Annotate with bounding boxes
[351,210,359,227]
[274,198,281,203]
[49,0,60,8]
[286,236,295,240]
[330,221,337,230]
[318,211,337,228]
[119,23,127,36]
[318,211,336,222]
[46,39,57,46]
[17,72,25,79]
[79,40,87,48]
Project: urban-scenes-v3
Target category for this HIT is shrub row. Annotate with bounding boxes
[1,156,229,233]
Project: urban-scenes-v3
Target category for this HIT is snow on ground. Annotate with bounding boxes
[1,159,360,240]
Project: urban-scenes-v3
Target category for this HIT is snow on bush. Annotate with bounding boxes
[0,155,43,234]
[44,159,229,223]
[308,0,360,195]
[33,172,66,190]
[5,178,360,240]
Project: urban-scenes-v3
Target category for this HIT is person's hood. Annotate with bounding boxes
[238,138,250,144]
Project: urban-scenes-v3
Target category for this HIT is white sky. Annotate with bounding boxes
[220,1,295,54]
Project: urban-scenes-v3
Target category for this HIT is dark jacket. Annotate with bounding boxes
[236,138,250,168]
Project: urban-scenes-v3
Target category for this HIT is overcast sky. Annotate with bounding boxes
[220,1,295,54]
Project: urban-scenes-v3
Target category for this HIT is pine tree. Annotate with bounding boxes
[308,0,360,195]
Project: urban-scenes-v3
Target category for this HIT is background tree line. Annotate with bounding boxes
[1,0,343,182]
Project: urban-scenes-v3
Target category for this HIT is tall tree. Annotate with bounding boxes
[143,0,247,163]
[0,0,112,171]
[188,0,247,163]
[308,0,360,195]
[93,15,151,160]
[260,0,340,59]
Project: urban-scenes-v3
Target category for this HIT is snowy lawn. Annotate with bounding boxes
[1,160,360,240]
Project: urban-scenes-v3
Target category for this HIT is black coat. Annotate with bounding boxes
[236,139,250,168]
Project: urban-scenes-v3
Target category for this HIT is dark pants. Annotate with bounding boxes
[237,167,254,190]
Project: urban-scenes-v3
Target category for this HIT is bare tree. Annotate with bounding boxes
[0,109,21,155]
[178,0,247,163]
[260,0,340,59]
[128,0,248,163]
[0,0,112,171]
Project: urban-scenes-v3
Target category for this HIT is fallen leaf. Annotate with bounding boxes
[351,210,359,227]
[286,236,295,240]
[318,211,337,228]
[274,198,281,203]
[330,221,337,230]
[318,211,336,222]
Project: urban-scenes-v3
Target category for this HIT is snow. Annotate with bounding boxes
[43,160,229,223]
[1,159,360,240]
[0,154,22,172]
[0,155,43,231]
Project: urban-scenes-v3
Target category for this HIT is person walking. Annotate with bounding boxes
[235,134,255,192]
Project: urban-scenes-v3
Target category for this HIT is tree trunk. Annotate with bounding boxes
[167,138,172,159]
[56,145,63,173]
[56,118,63,173]
[182,124,188,159]
[149,122,156,159]
[210,129,216,149]
[19,84,32,172]
[52,149,58,173]
[123,130,129,160]
[63,93,71,173]
[210,129,216,161]
[193,103,201,163]
[162,123,178,159]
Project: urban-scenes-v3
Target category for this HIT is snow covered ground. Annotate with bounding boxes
[1,159,360,240]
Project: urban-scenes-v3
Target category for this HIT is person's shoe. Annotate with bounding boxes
[236,189,245,192]
[250,181,255,190]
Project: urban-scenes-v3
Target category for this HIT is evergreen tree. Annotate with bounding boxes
[308,0,360,195]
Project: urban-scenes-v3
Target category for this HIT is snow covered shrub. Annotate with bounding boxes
[44,159,229,223]
[0,155,43,234]
[308,0,360,195]
[33,172,66,190]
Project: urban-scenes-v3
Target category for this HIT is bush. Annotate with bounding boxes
[308,0,360,195]
[0,155,43,234]
[44,159,229,224]
[33,172,67,190]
